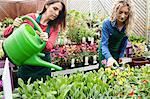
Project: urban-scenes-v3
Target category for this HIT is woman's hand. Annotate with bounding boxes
[106,57,119,67]
[12,17,23,27]
[36,31,48,42]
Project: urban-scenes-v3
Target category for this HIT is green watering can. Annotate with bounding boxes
[3,16,62,70]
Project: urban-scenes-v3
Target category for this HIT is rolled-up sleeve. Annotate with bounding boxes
[3,13,36,38]
[3,25,14,38]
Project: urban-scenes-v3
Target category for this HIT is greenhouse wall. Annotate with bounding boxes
[68,0,148,37]
[0,0,149,39]
[0,0,67,21]
[0,0,45,21]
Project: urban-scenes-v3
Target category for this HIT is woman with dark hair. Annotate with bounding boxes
[3,0,66,83]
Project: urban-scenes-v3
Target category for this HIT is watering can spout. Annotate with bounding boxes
[23,53,62,70]
[3,16,62,70]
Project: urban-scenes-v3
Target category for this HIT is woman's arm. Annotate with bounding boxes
[3,25,14,38]
[3,13,36,38]
[101,20,112,60]
[44,27,59,52]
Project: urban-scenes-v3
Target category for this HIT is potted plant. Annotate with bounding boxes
[128,35,149,66]
[66,10,95,44]
[74,53,84,67]
[50,45,68,69]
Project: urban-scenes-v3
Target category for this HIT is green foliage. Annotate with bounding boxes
[1,17,14,28]
[66,10,95,44]
[143,51,150,57]
[129,34,147,57]
[16,66,150,98]
[129,34,146,43]
[0,17,14,39]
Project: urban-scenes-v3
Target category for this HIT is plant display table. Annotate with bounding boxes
[52,64,99,76]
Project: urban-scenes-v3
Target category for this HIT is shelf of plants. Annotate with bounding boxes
[50,10,103,72]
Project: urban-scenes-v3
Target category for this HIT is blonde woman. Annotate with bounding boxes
[99,0,134,68]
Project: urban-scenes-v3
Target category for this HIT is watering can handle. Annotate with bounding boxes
[21,16,46,48]
[21,16,43,33]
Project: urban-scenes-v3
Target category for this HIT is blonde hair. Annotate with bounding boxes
[110,0,134,33]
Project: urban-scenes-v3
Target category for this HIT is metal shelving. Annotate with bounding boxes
[52,64,99,76]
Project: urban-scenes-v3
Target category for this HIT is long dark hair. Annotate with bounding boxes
[39,0,66,31]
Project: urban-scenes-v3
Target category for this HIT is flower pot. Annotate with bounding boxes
[84,56,89,66]
[88,56,93,65]
[82,37,86,43]
[71,58,75,68]
[93,55,97,65]
[86,37,91,44]
[90,37,94,45]
[75,58,83,68]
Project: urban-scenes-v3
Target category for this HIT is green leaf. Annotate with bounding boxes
[58,84,73,99]
[40,83,49,94]
[27,77,31,85]
[18,78,25,88]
